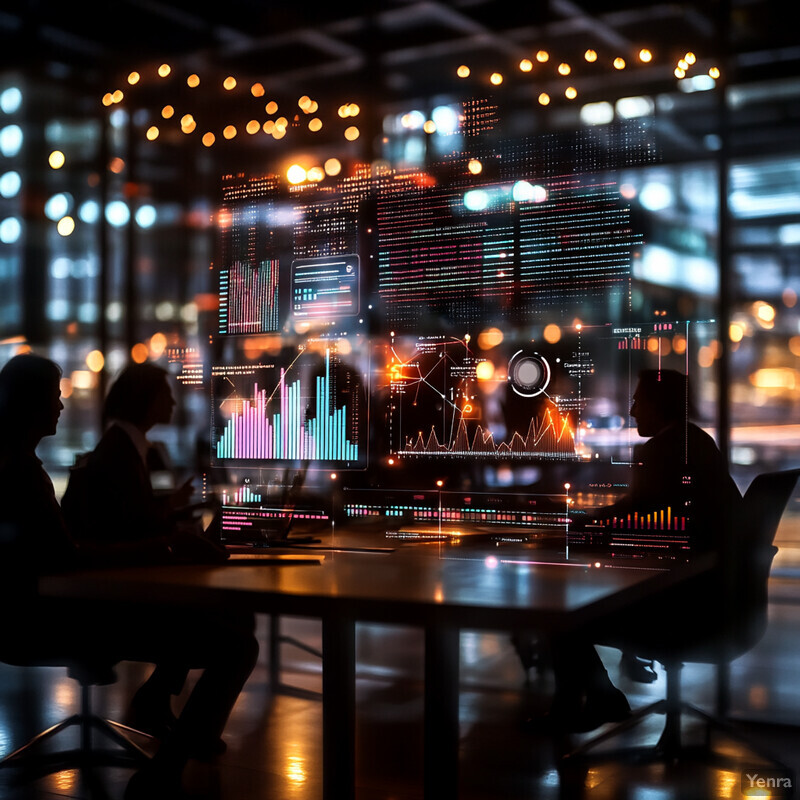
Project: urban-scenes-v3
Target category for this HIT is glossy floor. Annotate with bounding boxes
[1,581,799,800]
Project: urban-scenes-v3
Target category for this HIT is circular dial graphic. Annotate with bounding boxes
[507,350,551,397]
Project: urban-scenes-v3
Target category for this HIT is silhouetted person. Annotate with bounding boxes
[0,353,80,619]
[62,361,244,741]
[537,369,743,733]
[62,362,202,546]
[588,368,745,684]
[0,353,258,798]
[589,368,740,552]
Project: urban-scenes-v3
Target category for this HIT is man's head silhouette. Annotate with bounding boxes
[630,369,693,438]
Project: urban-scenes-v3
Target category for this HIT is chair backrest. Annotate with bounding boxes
[742,468,800,553]
[735,468,800,637]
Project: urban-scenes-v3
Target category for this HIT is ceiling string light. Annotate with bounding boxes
[101,47,714,151]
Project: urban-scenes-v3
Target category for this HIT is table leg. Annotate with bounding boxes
[269,614,281,690]
[322,613,356,800]
[424,624,460,800]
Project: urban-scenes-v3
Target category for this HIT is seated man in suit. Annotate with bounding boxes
[538,368,743,733]
[0,353,258,798]
[61,361,239,741]
[62,361,203,546]
[589,368,740,554]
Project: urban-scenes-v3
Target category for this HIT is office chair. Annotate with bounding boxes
[565,467,800,772]
[0,657,155,776]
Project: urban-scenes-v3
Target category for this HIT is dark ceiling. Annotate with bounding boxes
[2,1,796,100]
[1,0,798,168]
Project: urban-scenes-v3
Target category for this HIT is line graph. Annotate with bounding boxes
[386,334,576,461]
[403,409,574,457]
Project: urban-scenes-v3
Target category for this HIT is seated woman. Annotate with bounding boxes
[538,369,743,733]
[0,353,258,798]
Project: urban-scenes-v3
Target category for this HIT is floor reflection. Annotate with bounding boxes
[0,563,799,799]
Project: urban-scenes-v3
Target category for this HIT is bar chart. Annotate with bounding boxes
[212,346,365,467]
[218,259,280,335]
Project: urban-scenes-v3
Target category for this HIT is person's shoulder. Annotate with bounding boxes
[0,449,43,479]
[686,422,725,456]
[0,450,53,511]
[92,424,136,457]
[648,420,719,452]
[686,420,716,440]
[639,422,684,455]
[100,423,129,443]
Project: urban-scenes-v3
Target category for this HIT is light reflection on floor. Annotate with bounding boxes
[0,574,798,799]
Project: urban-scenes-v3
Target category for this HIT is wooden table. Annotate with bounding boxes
[40,532,711,799]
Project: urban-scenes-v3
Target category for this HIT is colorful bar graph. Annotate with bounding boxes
[603,506,687,531]
[216,350,359,463]
[219,259,280,335]
[222,485,263,504]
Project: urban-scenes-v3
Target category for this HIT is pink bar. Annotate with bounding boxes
[256,385,264,459]
[243,400,250,459]
[280,369,287,459]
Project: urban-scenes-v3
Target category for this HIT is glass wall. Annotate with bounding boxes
[1,65,799,544]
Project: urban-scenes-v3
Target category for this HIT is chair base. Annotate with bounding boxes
[563,697,794,779]
[0,711,156,776]
[511,631,544,685]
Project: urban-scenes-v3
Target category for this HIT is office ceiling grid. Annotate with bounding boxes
[1,2,795,101]
[0,1,797,183]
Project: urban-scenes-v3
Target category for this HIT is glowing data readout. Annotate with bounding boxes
[211,340,367,470]
[291,255,360,319]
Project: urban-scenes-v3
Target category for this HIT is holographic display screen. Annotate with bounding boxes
[210,339,368,471]
[291,255,360,319]
[382,332,577,463]
[216,478,331,546]
[342,486,569,539]
[205,117,718,562]
[377,318,712,468]
[375,174,638,333]
[218,259,281,335]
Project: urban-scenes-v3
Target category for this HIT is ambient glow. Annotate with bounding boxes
[0,87,22,114]
[45,193,71,221]
[0,171,21,198]
[105,200,130,227]
[135,205,157,228]
[0,124,23,157]
[0,216,21,244]
[464,189,489,211]
[579,101,614,125]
